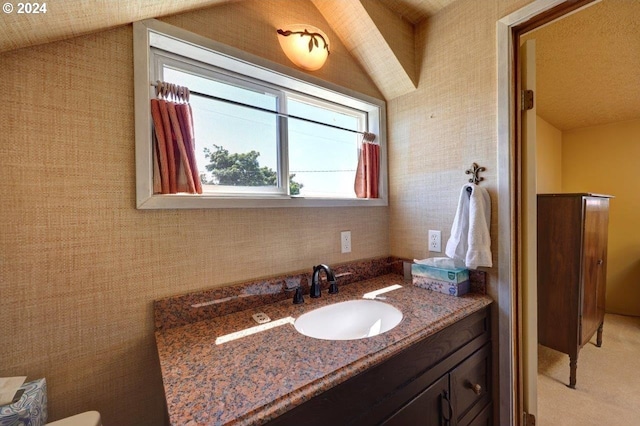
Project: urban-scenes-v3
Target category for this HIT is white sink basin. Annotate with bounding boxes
[294,299,403,340]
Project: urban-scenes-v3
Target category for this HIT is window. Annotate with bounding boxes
[134,19,387,209]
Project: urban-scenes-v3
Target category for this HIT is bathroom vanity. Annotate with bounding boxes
[155,272,492,425]
[266,306,491,426]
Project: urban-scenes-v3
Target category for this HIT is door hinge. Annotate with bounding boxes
[521,90,534,111]
[524,412,536,425]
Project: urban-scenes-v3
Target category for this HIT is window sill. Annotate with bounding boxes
[136,193,388,209]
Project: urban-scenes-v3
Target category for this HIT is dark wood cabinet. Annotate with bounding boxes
[451,343,491,425]
[537,193,612,389]
[265,306,492,425]
[464,403,492,426]
[383,343,491,426]
[381,374,449,426]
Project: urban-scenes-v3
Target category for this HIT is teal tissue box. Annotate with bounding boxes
[411,263,469,283]
[412,276,470,296]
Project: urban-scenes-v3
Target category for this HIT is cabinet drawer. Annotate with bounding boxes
[451,343,491,426]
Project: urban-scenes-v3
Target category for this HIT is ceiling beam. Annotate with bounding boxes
[312,0,417,100]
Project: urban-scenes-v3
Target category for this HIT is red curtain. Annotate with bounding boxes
[354,137,380,199]
[150,95,202,195]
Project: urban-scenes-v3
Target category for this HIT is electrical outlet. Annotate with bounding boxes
[252,312,271,324]
[341,231,351,254]
[428,230,441,252]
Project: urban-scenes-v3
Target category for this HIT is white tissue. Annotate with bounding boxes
[413,257,466,269]
[0,377,26,406]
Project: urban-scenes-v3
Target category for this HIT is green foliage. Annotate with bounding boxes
[288,174,302,196]
[203,145,274,186]
[203,145,302,195]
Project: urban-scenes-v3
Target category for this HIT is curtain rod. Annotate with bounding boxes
[150,82,375,141]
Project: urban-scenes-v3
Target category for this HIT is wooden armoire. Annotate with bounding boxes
[537,193,613,389]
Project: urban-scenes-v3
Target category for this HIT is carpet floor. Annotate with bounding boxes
[537,313,640,425]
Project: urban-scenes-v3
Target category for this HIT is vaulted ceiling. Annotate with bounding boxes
[0,0,452,100]
[0,0,448,53]
[1,0,638,130]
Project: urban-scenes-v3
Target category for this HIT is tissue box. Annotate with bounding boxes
[0,378,47,426]
[412,263,470,296]
[411,263,469,283]
[413,276,470,296]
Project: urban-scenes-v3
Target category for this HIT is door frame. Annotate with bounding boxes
[496,0,597,424]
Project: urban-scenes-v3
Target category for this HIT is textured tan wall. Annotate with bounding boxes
[390,0,500,293]
[387,2,535,420]
[388,0,537,285]
[562,118,640,317]
[0,2,387,425]
[536,115,563,193]
[161,0,383,100]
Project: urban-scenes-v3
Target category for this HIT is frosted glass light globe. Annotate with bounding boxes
[277,24,330,71]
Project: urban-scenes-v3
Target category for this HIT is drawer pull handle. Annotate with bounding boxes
[469,383,482,395]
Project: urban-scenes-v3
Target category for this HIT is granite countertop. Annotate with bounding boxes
[155,273,492,426]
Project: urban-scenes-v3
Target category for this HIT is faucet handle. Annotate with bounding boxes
[293,287,304,304]
[284,281,305,304]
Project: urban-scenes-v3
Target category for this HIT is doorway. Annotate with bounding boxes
[519,1,640,424]
[496,1,597,424]
[499,0,640,424]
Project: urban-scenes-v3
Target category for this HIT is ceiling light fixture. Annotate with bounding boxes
[277,24,330,71]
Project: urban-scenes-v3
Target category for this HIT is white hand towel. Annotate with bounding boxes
[445,184,492,269]
[467,184,492,269]
[445,185,471,264]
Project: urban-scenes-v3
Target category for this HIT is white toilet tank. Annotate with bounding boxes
[46,411,102,426]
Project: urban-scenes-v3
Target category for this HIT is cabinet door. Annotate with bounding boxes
[465,403,492,426]
[450,344,491,426]
[580,197,609,345]
[382,375,450,426]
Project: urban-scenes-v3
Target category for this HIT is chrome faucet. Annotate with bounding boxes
[310,264,338,298]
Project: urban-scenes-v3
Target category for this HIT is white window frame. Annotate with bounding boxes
[156,53,289,197]
[133,19,388,209]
